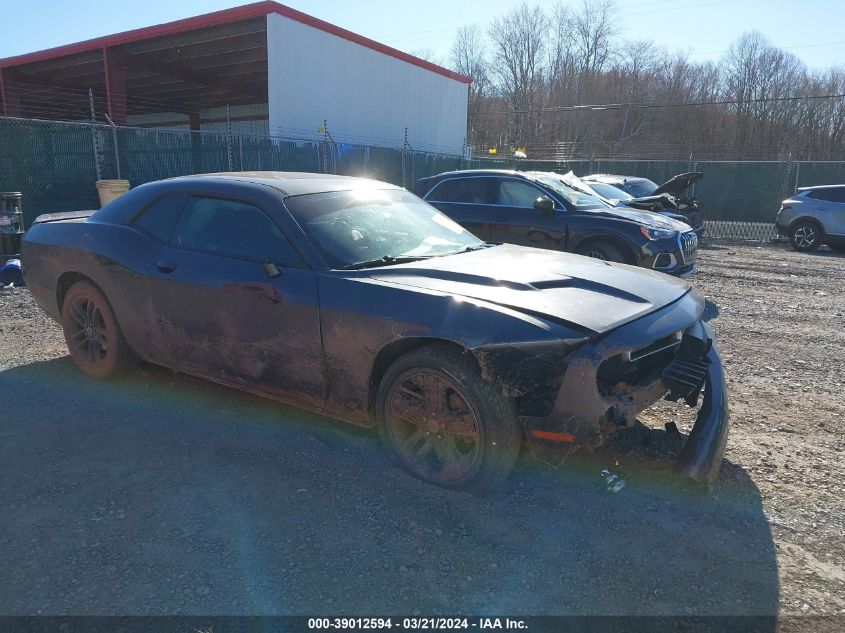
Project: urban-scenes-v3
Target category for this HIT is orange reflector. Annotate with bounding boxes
[531,430,575,443]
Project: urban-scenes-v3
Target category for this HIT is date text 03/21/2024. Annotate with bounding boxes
[307,618,528,630]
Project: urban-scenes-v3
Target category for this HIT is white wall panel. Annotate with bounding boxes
[267,13,467,155]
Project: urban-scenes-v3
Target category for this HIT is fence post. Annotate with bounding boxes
[321,119,329,174]
[692,161,698,197]
[794,161,800,192]
[402,127,415,188]
[226,104,234,171]
[88,88,102,182]
[402,127,408,188]
[103,113,121,180]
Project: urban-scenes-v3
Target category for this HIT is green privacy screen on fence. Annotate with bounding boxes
[3,116,845,240]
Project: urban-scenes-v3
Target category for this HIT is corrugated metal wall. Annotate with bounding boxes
[266,14,468,155]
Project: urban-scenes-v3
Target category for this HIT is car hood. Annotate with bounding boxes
[368,244,692,334]
[596,205,691,231]
[653,172,703,196]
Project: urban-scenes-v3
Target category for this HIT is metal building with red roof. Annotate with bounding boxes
[0,1,470,153]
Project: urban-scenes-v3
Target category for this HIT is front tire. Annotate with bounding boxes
[576,241,625,263]
[376,344,521,494]
[61,280,135,378]
[790,221,822,252]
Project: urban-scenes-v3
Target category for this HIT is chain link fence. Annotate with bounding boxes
[3,115,845,242]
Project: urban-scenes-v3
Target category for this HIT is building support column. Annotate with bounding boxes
[102,46,126,125]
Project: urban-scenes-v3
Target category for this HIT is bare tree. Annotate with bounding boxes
[723,31,806,157]
[410,48,445,66]
[448,2,845,160]
[488,3,549,145]
[572,0,618,78]
[450,25,490,145]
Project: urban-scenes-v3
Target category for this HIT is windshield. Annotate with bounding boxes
[284,188,483,269]
[619,178,659,198]
[586,181,634,201]
[530,174,611,210]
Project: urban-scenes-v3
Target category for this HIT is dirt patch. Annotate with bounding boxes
[0,243,842,616]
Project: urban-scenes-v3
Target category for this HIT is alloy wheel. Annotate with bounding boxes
[67,296,110,367]
[385,370,482,483]
[793,225,817,249]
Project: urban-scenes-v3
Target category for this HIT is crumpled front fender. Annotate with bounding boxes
[676,329,730,484]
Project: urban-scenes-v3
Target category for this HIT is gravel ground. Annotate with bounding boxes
[0,243,843,618]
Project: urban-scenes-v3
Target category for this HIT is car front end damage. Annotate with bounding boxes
[633,229,698,277]
[474,289,729,485]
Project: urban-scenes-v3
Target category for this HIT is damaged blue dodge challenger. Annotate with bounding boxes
[22,172,729,493]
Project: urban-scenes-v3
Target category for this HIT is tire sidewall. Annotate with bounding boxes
[375,345,520,493]
[61,281,123,378]
[790,221,822,252]
[577,241,624,263]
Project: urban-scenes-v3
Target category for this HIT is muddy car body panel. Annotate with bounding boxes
[22,172,729,484]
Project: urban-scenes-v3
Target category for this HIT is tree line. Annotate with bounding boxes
[446,0,845,160]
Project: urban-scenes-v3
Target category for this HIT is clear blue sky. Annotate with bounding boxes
[0,0,843,70]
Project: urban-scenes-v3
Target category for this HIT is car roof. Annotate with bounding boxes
[797,184,845,191]
[162,171,403,196]
[419,169,526,181]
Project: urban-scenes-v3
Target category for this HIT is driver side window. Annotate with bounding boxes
[497,179,545,208]
[171,196,301,266]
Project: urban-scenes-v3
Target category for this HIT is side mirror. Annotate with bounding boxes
[534,196,555,216]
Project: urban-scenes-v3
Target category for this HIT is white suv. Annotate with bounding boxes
[776,185,845,252]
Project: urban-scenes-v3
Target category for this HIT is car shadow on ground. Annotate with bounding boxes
[698,242,731,251]
[806,248,844,258]
[759,241,844,257]
[1,357,778,620]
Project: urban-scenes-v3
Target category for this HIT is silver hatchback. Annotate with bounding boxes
[776,185,845,252]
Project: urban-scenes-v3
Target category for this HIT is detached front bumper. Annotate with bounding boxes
[676,336,730,483]
[522,292,730,485]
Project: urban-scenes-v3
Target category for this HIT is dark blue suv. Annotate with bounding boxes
[416,169,698,276]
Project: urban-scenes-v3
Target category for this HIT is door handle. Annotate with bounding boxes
[157,261,177,273]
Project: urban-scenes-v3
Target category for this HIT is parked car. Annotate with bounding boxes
[550,170,698,234]
[416,169,698,277]
[775,185,845,252]
[581,172,705,238]
[577,177,704,239]
[22,172,728,492]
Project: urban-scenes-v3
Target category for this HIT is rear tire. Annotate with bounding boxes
[576,241,625,263]
[61,280,136,378]
[789,221,822,252]
[376,344,521,494]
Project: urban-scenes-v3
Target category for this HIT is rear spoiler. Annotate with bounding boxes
[32,210,96,224]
